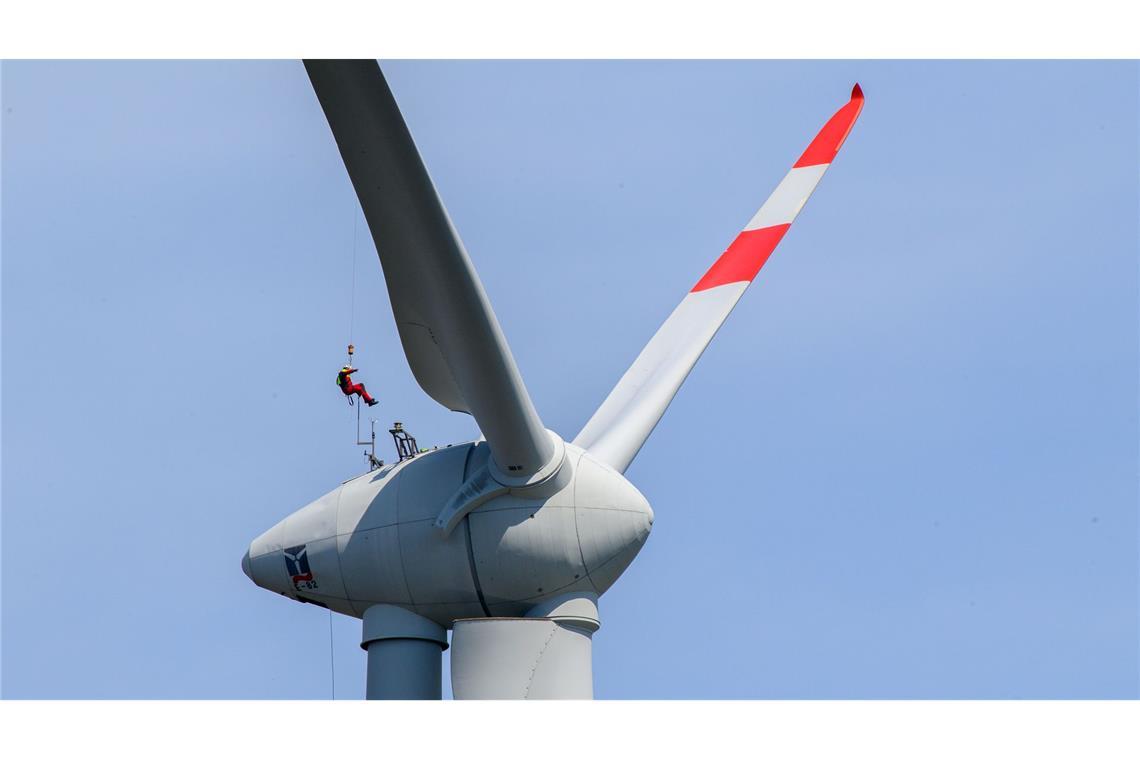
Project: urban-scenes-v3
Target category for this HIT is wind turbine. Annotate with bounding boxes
[242,60,864,699]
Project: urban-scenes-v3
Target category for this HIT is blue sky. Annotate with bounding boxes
[2,60,1136,699]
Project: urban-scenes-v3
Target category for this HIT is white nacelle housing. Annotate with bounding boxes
[243,440,653,627]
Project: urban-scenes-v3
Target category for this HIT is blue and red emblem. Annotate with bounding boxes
[284,545,318,591]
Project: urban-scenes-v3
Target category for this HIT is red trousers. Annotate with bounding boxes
[342,382,375,404]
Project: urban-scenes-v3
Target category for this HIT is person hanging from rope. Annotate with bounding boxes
[336,364,378,406]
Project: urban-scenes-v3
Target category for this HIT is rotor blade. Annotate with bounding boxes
[305,60,555,478]
[573,84,865,473]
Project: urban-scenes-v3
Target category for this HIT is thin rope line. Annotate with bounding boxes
[328,608,336,700]
[348,205,358,347]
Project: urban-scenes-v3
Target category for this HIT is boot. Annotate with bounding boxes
[367,398,379,407]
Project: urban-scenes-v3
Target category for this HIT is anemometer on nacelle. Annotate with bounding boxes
[342,344,425,471]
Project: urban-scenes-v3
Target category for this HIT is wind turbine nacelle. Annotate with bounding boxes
[242,439,653,627]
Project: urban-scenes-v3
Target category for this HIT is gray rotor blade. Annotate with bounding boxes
[305,60,554,477]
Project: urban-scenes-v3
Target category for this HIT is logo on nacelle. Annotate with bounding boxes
[284,544,318,592]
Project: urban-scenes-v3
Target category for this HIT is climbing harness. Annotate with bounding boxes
[340,350,356,406]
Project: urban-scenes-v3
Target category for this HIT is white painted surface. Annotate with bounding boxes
[573,282,748,472]
[245,443,652,627]
[306,60,555,478]
[450,618,593,699]
[573,146,841,475]
[743,164,829,230]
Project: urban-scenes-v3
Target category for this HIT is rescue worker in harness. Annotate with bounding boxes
[337,365,378,406]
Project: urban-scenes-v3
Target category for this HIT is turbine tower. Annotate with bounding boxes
[242,60,864,699]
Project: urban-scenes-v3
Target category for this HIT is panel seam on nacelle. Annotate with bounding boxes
[463,514,493,618]
[391,463,418,607]
[332,485,352,613]
[569,450,597,595]
[461,441,476,481]
[582,548,640,591]
[485,575,596,609]
[459,441,491,616]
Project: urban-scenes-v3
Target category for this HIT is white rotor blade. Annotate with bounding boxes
[305,60,555,478]
[573,84,865,473]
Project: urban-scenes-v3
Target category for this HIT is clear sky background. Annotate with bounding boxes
[2,60,1137,699]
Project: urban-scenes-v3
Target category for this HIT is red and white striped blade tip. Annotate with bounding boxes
[793,83,865,168]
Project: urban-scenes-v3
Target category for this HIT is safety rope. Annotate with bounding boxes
[328,608,336,700]
[347,203,359,347]
[327,206,360,699]
[346,204,359,428]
